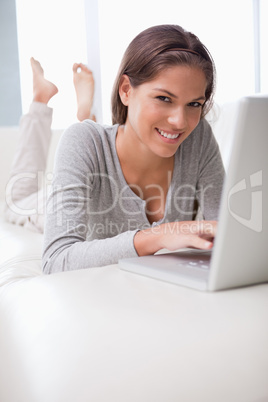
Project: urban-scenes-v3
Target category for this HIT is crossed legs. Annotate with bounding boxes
[5,58,95,232]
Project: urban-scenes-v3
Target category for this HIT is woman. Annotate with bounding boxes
[43,24,225,273]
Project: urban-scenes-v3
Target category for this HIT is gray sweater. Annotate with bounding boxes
[42,119,224,273]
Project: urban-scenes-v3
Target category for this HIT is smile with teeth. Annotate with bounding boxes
[156,128,181,139]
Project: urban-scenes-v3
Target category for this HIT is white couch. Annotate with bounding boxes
[0,106,268,402]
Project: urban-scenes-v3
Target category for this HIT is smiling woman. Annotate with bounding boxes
[40,24,225,274]
[111,26,216,125]
[117,66,207,159]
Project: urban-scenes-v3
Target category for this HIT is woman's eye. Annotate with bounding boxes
[188,101,203,108]
[157,96,171,103]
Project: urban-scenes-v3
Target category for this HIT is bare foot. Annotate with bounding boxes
[30,57,58,104]
[73,63,95,121]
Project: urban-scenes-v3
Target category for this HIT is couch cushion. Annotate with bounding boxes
[0,213,43,286]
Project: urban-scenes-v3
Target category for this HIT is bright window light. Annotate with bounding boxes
[260,0,268,93]
[97,0,256,123]
[16,0,267,128]
[16,0,88,129]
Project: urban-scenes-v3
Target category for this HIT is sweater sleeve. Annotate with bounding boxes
[42,123,139,274]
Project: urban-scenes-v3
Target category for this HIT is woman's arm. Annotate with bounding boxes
[42,122,140,274]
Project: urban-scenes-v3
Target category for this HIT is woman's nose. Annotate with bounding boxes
[167,107,187,130]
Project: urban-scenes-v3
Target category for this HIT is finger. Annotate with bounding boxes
[72,63,79,72]
[185,234,214,250]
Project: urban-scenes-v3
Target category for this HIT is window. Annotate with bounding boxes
[16,0,88,128]
[259,0,268,92]
[15,0,267,127]
[96,0,266,123]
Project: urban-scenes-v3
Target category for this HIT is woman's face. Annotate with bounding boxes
[121,65,207,158]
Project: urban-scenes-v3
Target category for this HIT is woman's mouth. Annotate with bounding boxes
[156,128,182,141]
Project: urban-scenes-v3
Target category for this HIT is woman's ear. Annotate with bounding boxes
[118,75,132,106]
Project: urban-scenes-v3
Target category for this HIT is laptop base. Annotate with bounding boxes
[119,249,211,291]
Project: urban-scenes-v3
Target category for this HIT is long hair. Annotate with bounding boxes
[111,24,216,124]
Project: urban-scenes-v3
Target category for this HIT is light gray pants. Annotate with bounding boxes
[5,102,53,233]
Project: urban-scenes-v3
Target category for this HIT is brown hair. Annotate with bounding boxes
[111,24,216,124]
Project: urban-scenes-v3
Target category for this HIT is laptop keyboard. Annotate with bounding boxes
[187,260,210,270]
[159,261,209,279]
[153,251,211,280]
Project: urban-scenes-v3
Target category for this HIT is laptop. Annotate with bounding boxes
[119,95,268,291]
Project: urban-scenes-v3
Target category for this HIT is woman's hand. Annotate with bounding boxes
[134,220,217,256]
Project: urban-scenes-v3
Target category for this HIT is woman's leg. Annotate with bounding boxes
[73,62,95,122]
[5,58,58,231]
[5,59,95,232]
